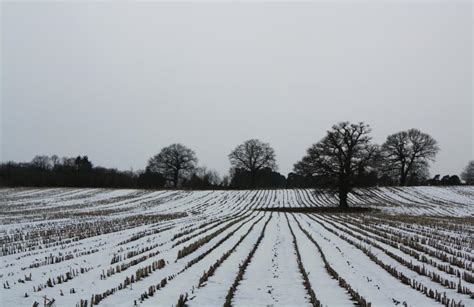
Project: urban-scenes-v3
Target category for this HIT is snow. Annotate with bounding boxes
[233,213,309,307]
[0,187,473,307]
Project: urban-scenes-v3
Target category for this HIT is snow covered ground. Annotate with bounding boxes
[0,187,473,306]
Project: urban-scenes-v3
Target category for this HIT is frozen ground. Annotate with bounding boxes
[0,187,473,306]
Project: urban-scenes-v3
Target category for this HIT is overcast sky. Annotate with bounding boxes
[1,1,472,177]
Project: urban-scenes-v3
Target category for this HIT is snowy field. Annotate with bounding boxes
[0,187,473,307]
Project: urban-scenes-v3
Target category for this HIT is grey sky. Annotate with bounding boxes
[1,1,472,177]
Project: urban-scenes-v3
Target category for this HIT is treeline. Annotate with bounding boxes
[0,155,465,190]
[0,155,226,189]
[0,157,284,190]
[0,156,137,188]
[1,122,473,192]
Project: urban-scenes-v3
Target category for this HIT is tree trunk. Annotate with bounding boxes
[400,172,407,186]
[400,162,412,186]
[250,170,256,189]
[338,179,349,209]
[339,187,348,208]
[173,170,179,188]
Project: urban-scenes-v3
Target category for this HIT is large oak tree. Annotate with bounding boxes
[381,129,439,186]
[294,122,377,208]
[228,139,277,188]
[148,143,198,187]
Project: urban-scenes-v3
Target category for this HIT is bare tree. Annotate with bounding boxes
[148,143,198,187]
[379,159,430,186]
[294,122,377,208]
[62,157,76,168]
[381,129,439,186]
[50,155,60,169]
[183,167,222,189]
[461,160,474,185]
[200,168,221,186]
[31,155,52,170]
[228,139,277,188]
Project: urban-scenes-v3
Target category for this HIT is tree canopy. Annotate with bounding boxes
[228,139,277,188]
[147,143,198,187]
[294,122,378,208]
[381,129,439,186]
